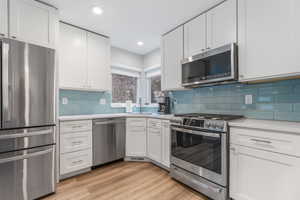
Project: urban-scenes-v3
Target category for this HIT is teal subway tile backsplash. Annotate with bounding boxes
[59,90,125,116]
[60,78,300,122]
[59,89,158,116]
[170,78,300,122]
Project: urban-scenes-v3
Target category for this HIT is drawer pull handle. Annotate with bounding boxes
[72,160,83,165]
[72,125,83,129]
[250,139,272,144]
[72,141,83,146]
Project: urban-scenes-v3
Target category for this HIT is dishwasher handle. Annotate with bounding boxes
[93,121,116,126]
[93,119,125,126]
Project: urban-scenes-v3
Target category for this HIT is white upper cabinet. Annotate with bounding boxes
[161,26,184,91]
[87,32,111,91]
[238,0,300,81]
[184,0,237,58]
[59,23,111,91]
[0,0,8,37]
[207,0,237,49]
[184,14,206,58]
[59,23,88,89]
[9,0,58,48]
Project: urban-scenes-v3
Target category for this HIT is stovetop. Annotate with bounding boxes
[174,113,243,121]
[173,113,244,132]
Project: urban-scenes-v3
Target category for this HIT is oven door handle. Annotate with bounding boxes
[171,127,220,138]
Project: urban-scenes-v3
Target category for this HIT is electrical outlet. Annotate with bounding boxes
[99,98,106,105]
[62,97,68,105]
[245,94,253,105]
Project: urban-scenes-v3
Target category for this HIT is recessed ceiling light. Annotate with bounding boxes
[92,6,103,15]
[137,41,144,46]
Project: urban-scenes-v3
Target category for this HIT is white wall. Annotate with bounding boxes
[143,48,161,69]
[111,47,144,69]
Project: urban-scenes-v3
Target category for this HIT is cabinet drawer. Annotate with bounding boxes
[60,120,92,134]
[60,149,92,175]
[127,118,147,127]
[148,119,162,129]
[127,126,146,133]
[60,131,92,154]
[230,127,300,157]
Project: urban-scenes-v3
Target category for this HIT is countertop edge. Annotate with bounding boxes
[59,114,179,121]
[229,119,300,135]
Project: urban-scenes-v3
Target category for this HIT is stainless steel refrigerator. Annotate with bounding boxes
[0,38,56,200]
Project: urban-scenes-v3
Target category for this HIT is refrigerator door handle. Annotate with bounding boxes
[0,147,53,164]
[2,42,11,122]
[0,129,53,140]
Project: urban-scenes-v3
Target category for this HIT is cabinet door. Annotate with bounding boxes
[230,145,300,200]
[0,0,8,37]
[147,128,162,163]
[161,121,170,168]
[207,0,237,49]
[87,32,111,91]
[59,23,88,89]
[126,118,147,157]
[162,26,184,91]
[184,14,206,58]
[238,0,300,81]
[9,0,58,48]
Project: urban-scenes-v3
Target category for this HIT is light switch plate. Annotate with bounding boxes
[245,94,253,105]
[99,98,106,105]
[62,97,68,105]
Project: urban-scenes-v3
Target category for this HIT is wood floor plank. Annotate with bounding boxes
[42,161,208,200]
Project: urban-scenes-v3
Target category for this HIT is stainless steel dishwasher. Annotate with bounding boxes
[92,118,126,167]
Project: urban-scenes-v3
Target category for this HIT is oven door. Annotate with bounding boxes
[171,126,227,186]
[181,43,237,87]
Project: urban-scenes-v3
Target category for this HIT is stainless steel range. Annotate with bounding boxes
[170,113,243,200]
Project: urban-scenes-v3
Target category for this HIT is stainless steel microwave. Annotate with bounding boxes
[181,43,238,87]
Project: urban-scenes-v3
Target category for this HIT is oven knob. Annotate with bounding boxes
[210,122,217,129]
[205,121,211,129]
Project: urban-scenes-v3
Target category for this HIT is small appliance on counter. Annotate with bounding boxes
[158,96,171,114]
[125,100,133,113]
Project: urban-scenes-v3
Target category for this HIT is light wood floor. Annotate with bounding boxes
[42,161,208,200]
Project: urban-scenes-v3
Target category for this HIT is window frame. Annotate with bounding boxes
[111,64,142,108]
[144,65,161,107]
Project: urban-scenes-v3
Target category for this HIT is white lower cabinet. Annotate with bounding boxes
[60,149,92,175]
[126,118,147,157]
[147,119,162,163]
[59,120,93,177]
[126,118,171,168]
[161,120,171,168]
[230,127,300,200]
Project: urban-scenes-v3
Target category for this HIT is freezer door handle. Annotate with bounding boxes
[0,147,53,164]
[2,42,11,122]
[0,129,53,140]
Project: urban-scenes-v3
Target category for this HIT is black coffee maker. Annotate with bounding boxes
[158,97,171,114]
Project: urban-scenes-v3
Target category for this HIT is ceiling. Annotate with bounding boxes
[43,0,222,55]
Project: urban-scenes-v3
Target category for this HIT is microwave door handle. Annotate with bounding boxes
[2,42,11,122]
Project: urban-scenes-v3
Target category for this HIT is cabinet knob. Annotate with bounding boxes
[11,36,17,39]
[239,75,244,78]
[206,47,211,50]
[0,33,5,37]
